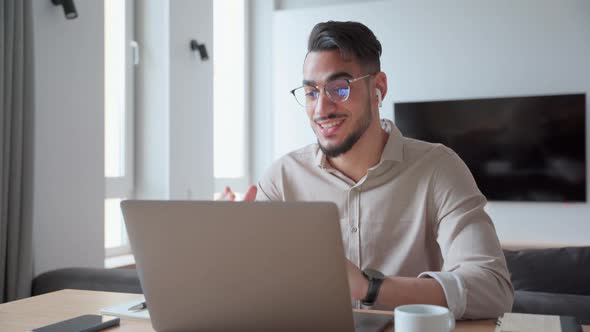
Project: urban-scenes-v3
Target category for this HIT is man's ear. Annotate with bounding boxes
[374,72,388,108]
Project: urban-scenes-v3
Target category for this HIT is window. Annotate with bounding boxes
[213,0,249,196]
[105,0,135,257]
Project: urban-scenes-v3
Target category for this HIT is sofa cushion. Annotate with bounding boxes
[512,290,590,325]
[32,267,142,296]
[504,247,590,296]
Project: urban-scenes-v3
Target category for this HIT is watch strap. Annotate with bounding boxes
[361,269,385,306]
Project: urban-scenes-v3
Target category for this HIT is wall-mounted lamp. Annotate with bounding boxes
[190,40,209,61]
[51,0,78,20]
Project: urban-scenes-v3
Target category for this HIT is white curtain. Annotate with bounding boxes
[0,0,34,303]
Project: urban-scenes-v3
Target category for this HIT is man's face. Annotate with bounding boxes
[302,50,375,158]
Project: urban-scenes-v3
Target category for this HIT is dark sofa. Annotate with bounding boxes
[504,246,590,324]
[32,267,142,295]
[32,247,590,324]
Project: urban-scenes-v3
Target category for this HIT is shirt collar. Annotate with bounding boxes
[315,118,404,168]
[315,145,327,168]
[380,118,404,163]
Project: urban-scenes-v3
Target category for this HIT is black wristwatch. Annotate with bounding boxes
[361,269,385,306]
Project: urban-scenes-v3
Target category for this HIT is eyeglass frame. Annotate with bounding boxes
[289,73,376,108]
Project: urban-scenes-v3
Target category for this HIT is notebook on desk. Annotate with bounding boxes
[495,313,582,332]
[100,298,149,320]
[121,200,393,332]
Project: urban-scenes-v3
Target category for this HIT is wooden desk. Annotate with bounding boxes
[0,290,588,332]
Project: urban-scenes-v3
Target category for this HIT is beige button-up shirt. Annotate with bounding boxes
[256,119,514,319]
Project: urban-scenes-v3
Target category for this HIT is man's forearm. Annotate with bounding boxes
[361,276,448,309]
[346,259,448,309]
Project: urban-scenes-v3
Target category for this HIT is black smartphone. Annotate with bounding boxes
[29,314,120,332]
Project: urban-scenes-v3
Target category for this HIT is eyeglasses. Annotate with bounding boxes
[290,73,374,109]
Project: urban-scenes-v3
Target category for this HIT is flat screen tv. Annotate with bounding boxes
[394,94,586,202]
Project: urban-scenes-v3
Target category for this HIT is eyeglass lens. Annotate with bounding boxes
[296,79,351,107]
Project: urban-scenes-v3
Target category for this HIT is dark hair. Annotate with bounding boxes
[307,21,382,72]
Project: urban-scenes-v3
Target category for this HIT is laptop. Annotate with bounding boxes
[121,200,391,332]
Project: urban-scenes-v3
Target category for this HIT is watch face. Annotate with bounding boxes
[363,269,385,280]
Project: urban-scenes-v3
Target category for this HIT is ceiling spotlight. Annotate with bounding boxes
[51,0,78,20]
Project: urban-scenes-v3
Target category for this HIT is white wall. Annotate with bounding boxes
[249,0,275,183]
[135,0,170,199]
[135,0,213,201]
[274,0,376,11]
[257,0,590,245]
[31,1,105,275]
[168,0,213,200]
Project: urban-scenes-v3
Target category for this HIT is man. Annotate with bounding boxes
[225,21,513,319]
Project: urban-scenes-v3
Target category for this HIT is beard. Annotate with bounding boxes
[318,101,373,158]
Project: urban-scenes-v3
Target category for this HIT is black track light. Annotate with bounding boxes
[51,0,78,20]
[190,40,209,61]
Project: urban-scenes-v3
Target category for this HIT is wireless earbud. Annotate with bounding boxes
[376,89,383,108]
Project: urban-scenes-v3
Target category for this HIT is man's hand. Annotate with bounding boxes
[218,185,257,201]
[346,259,369,301]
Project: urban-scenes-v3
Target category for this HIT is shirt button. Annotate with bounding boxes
[351,227,358,233]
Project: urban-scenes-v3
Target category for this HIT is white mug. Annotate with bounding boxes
[394,304,455,332]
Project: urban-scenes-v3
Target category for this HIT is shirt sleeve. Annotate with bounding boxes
[417,271,467,319]
[427,147,514,319]
[255,159,284,201]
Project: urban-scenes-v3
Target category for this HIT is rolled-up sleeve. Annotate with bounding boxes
[428,148,514,319]
[417,271,467,319]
